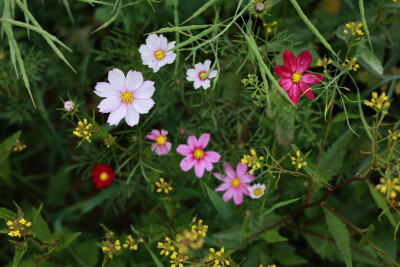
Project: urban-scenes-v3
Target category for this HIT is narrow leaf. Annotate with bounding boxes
[262,198,300,216]
[182,0,218,24]
[368,184,396,226]
[358,45,383,75]
[205,184,236,224]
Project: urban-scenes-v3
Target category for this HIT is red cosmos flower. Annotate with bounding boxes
[275,50,324,105]
[92,164,115,188]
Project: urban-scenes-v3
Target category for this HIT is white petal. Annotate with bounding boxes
[98,97,121,113]
[125,104,140,127]
[201,79,211,90]
[159,35,168,50]
[151,64,160,73]
[107,104,127,126]
[141,54,154,64]
[126,70,143,91]
[139,44,153,55]
[132,98,155,114]
[203,60,211,71]
[133,81,155,99]
[194,80,202,89]
[94,82,120,98]
[186,68,197,77]
[166,41,175,51]
[186,76,197,82]
[165,53,176,64]
[194,62,204,72]
[146,34,160,51]
[108,68,126,91]
[208,70,218,79]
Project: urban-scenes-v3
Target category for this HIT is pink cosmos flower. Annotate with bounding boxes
[186,60,218,90]
[146,129,172,156]
[176,133,221,178]
[214,162,255,205]
[275,50,325,105]
[139,34,176,73]
[94,68,155,127]
[64,100,74,112]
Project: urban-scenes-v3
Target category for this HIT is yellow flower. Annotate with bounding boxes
[241,149,264,174]
[155,178,173,194]
[73,118,96,143]
[344,21,364,37]
[364,91,390,114]
[7,217,32,238]
[291,150,307,170]
[123,235,141,250]
[170,251,187,267]
[342,57,359,71]
[157,237,175,256]
[13,139,27,152]
[207,247,231,266]
[376,178,400,198]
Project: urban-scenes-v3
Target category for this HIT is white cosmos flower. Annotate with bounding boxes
[139,34,176,73]
[248,183,266,199]
[94,68,155,127]
[186,60,218,90]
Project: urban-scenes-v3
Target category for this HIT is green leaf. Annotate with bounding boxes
[324,207,352,267]
[30,213,52,242]
[0,207,16,221]
[318,130,353,179]
[359,0,372,50]
[381,2,400,8]
[262,198,300,216]
[28,203,43,224]
[332,112,360,124]
[358,45,383,75]
[13,241,28,267]
[265,230,288,243]
[368,184,396,227]
[182,0,218,24]
[205,184,236,224]
[57,232,81,249]
[0,131,21,165]
[275,251,308,265]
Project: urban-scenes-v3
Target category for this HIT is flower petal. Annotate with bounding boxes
[213,173,224,181]
[288,83,301,105]
[94,82,120,98]
[161,129,168,136]
[125,104,140,127]
[187,135,198,150]
[159,34,168,50]
[194,160,206,178]
[98,97,121,113]
[126,70,143,91]
[164,142,172,153]
[139,44,153,55]
[146,34,160,51]
[274,65,292,79]
[193,80,202,89]
[302,73,324,84]
[236,163,248,177]
[132,98,154,114]
[296,51,312,73]
[222,189,234,202]
[208,70,218,79]
[107,104,127,126]
[108,68,126,91]
[283,50,297,72]
[279,78,293,92]
[241,174,255,183]
[165,53,176,64]
[204,151,220,163]
[177,144,192,156]
[215,182,231,192]
[186,68,197,77]
[197,133,210,149]
[133,81,155,99]
[225,163,236,179]
[299,82,315,99]
[180,156,195,171]
[233,190,244,205]
[203,60,211,71]
[201,79,211,90]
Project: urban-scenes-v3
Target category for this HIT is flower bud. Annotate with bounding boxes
[64,100,75,112]
[179,128,187,136]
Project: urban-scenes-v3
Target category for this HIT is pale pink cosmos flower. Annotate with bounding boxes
[146,129,172,156]
[176,133,221,178]
[214,162,255,205]
[64,100,74,112]
[94,68,155,127]
[186,60,218,90]
[139,34,176,73]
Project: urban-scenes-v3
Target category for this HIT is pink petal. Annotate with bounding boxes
[157,146,165,156]
[126,70,143,91]
[279,79,293,92]
[133,81,155,99]
[283,50,297,73]
[94,82,120,98]
[187,135,198,150]
[215,182,231,192]
[151,143,158,152]
[225,164,236,179]
[107,104,127,126]
[222,189,234,202]
[302,73,324,84]
[213,173,224,180]
[233,190,244,205]
[161,129,168,136]
[296,51,312,73]
[164,142,172,153]
[299,82,315,99]
[108,68,126,92]
[125,104,140,126]
[151,129,161,137]
[241,174,255,183]
[146,34,160,51]
[197,133,210,149]
[236,163,248,177]
[274,65,292,79]
[204,151,220,163]
[98,97,121,113]
[194,160,206,178]
[132,98,154,114]
[166,41,175,51]
[176,144,192,156]
[288,83,301,105]
[239,184,251,195]
[180,156,195,171]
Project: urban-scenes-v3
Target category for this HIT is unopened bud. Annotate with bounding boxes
[179,128,187,136]
[64,100,75,112]
[255,3,265,13]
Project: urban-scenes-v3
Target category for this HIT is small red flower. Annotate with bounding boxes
[275,50,324,105]
[92,164,115,188]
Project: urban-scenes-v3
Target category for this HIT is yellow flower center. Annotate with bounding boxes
[121,91,134,103]
[291,72,302,83]
[100,172,108,181]
[155,50,165,60]
[156,135,167,146]
[193,149,204,159]
[199,71,208,80]
[231,178,241,188]
[254,188,263,196]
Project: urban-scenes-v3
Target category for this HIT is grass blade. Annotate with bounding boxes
[182,0,218,24]
[359,0,372,51]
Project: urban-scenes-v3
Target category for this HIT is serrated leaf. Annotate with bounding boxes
[275,251,308,265]
[205,184,236,224]
[324,207,352,267]
[57,232,81,249]
[318,131,352,179]
[358,45,383,75]
[368,185,396,227]
[262,198,300,216]
[265,230,288,243]
[28,203,43,225]
[13,241,28,267]
[0,207,16,221]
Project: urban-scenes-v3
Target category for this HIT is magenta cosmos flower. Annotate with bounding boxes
[139,34,176,73]
[186,60,218,90]
[214,162,255,205]
[146,129,172,156]
[275,50,324,105]
[176,133,221,178]
[94,68,155,127]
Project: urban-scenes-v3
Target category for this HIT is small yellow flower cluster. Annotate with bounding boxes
[158,237,175,256]
[73,119,95,143]
[156,178,173,194]
[241,149,264,174]
[364,92,390,114]
[102,239,121,259]
[376,177,400,198]
[123,235,143,250]
[342,58,360,71]
[207,247,231,267]
[170,251,188,267]
[291,150,307,170]
[259,265,277,267]
[317,57,332,67]
[388,130,400,141]
[343,22,364,37]
[13,139,27,152]
[7,218,32,238]
[263,21,277,33]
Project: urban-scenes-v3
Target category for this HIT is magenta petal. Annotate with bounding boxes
[187,135,198,150]
[151,143,158,152]
[275,65,292,79]
[204,151,220,163]
[165,142,172,153]
[279,79,293,92]
[299,82,315,99]
[240,184,251,195]
[176,144,192,156]
[233,190,244,205]
[222,189,234,202]
[204,160,213,171]
[161,129,168,136]
[283,50,297,73]
[213,173,224,180]
[197,133,210,149]
[236,163,248,177]
[241,174,255,183]
[180,156,195,171]
[194,160,206,178]
[215,182,231,192]
[296,51,312,73]
[288,83,301,105]
[302,73,324,84]
[225,163,236,179]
